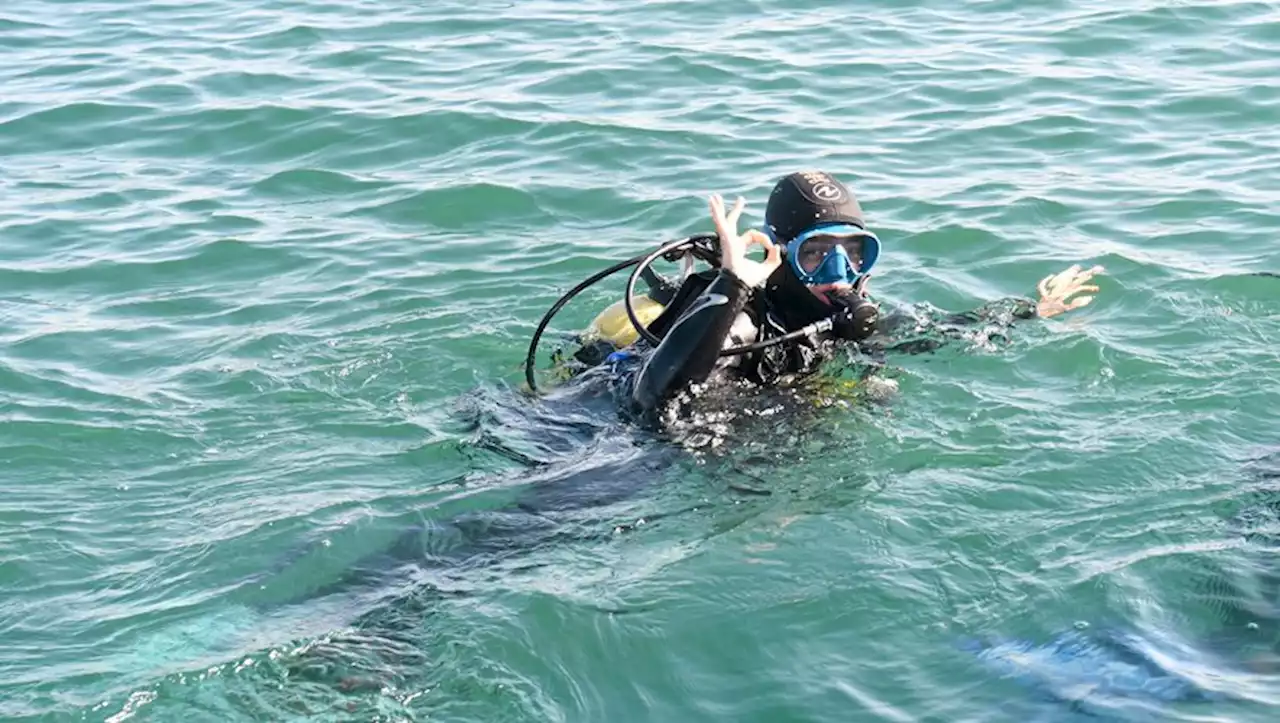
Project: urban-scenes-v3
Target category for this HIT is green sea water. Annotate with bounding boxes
[3,0,1280,720]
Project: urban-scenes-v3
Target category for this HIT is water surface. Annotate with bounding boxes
[2,0,1279,720]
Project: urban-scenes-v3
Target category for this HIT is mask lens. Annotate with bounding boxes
[796,234,865,274]
[797,236,834,273]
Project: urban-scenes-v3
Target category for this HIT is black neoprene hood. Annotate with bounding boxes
[763,171,866,244]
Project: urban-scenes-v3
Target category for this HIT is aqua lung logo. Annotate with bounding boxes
[799,170,844,202]
[812,183,843,201]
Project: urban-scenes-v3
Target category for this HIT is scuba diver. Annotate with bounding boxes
[550,170,1104,418]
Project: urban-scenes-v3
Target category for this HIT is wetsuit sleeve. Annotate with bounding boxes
[874,296,1039,355]
[631,269,752,412]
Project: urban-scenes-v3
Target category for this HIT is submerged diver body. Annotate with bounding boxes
[559,170,1104,424]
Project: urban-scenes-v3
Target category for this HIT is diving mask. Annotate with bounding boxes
[781,223,881,287]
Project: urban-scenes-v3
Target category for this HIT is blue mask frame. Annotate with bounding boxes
[771,223,881,287]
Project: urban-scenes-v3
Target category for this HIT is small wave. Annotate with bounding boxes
[344,182,552,230]
[235,23,326,49]
[0,102,155,154]
[0,236,304,294]
[249,168,392,199]
[0,17,56,33]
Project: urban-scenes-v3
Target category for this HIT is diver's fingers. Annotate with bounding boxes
[1041,264,1095,299]
[726,196,745,230]
[764,241,782,269]
[1068,295,1094,310]
[749,230,782,268]
[1073,284,1101,295]
[709,193,725,221]
[1071,267,1103,285]
[741,229,774,267]
[1054,264,1082,286]
[741,228,770,247]
[709,194,731,238]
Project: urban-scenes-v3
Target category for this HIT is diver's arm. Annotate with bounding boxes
[631,269,752,412]
[629,192,782,411]
[873,297,1038,355]
[873,264,1104,355]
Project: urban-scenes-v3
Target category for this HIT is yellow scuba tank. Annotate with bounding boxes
[584,295,665,348]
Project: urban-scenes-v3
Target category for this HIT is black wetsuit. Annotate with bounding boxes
[570,263,1041,421]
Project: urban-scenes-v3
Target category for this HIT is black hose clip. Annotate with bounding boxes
[661,234,719,265]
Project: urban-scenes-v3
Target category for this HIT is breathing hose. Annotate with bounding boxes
[524,252,646,392]
[526,232,856,393]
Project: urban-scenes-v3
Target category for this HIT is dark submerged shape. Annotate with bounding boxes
[967,449,1280,712]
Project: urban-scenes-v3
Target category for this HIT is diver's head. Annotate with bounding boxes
[763,171,880,303]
